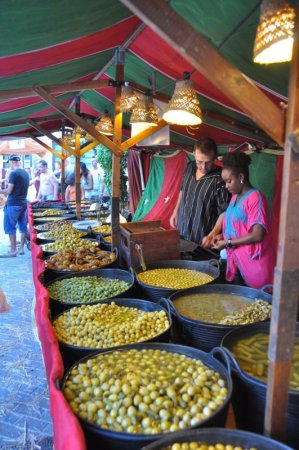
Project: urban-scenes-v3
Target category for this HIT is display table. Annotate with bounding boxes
[28,205,87,450]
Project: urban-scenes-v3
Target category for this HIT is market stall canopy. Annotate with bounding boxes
[0,138,46,156]
[0,0,292,147]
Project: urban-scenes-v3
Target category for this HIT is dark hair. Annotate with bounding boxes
[38,159,48,167]
[80,162,89,179]
[66,173,75,186]
[194,138,218,156]
[222,152,251,182]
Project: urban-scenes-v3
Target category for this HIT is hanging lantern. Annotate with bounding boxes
[72,125,87,138]
[253,0,295,64]
[130,94,159,126]
[95,112,114,136]
[162,79,202,126]
[61,129,75,147]
[120,85,139,112]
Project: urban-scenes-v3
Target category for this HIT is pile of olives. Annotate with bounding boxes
[166,444,258,450]
[63,348,228,434]
[92,224,111,234]
[53,302,170,348]
[48,276,130,304]
[33,209,67,217]
[138,269,214,290]
[42,238,97,253]
[45,247,116,271]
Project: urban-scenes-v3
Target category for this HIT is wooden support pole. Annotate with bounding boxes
[61,148,66,200]
[75,133,81,220]
[264,5,299,441]
[111,49,124,253]
[0,79,111,101]
[32,85,123,156]
[121,0,285,146]
[80,140,99,157]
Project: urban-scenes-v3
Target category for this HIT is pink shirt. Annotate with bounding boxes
[223,189,275,289]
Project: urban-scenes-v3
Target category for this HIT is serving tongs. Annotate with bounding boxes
[135,243,147,271]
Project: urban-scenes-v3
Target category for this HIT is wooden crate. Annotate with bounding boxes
[120,220,180,269]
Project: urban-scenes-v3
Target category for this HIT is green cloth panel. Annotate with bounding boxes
[133,154,165,221]
[133,153,164,222]
[0,0,131,56]
[0,51,114,91]
[133,149,194,222]
[249,152,277,213]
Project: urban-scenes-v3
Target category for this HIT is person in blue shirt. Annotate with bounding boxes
[0,154,29,257]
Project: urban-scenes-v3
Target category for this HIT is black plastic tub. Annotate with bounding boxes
[62,343,232,450]
[141,428,293,450]
[168,284,272,351]
[134,260,219,302]
[46,267,135,316]
[222,321,299,449]
[32,201,67,210]
[33,213,76,224]
[54,298,172,371]
[43,248,118,284]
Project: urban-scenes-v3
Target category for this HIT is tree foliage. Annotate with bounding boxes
[96,144,128,203]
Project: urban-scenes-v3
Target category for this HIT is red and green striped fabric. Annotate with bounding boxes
[0,0,290,146]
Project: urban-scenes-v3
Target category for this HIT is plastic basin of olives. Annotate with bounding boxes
[53,298,172,371]
[134,260,220,302]
[61,343,232,450]
[46,268,135,317]
[33,214,76,224]
[141,428,293,450]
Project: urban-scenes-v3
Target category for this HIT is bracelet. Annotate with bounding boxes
[226,239,233,249]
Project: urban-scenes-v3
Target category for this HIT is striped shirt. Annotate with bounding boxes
[177,161,230,244]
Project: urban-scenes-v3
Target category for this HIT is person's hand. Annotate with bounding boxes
[212,239,227,251]
[169,212,178,228]
[201,235,214,248]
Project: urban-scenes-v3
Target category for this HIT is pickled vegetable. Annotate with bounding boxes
[63,348,228,434]
[48,276,130,304]
[138,268,214,289]
[45,247,116,271]
[165,444,258,450]
[33,209,68,216]
[232,333,299,390]
[53,302,170,348]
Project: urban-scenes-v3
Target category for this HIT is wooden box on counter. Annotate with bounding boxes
[120,220,180,269]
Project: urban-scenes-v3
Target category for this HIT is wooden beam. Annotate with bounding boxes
[27,119,77,157]
[61,148,66,200]
[121,0,285,146]
[30,135,64,160]
[0,114,64,128]
[0,79,111,101]
[120,119,168,151]
[264,4,299,442]
[32,85,123,156]
[80,140,99,157]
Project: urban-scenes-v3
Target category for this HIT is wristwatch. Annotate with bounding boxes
[226,239,233,249]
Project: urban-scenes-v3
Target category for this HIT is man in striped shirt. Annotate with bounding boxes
[170,138,230,245]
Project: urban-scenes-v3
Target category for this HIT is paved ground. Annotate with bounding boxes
[0,210,53,449]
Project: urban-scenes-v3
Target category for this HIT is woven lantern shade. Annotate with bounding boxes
[73,125,87,138]
[95,113,114,136]
[120,85,139,113]
[130,94,158,126]
[162,79,202,126]
[253,0,295,64]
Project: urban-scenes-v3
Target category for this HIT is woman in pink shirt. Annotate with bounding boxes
[202,152,275,289]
